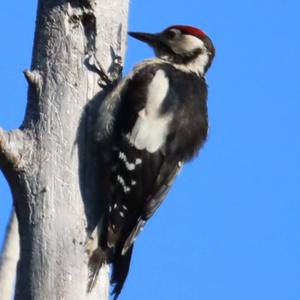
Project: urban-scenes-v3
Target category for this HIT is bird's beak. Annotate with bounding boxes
[128,32,160,46]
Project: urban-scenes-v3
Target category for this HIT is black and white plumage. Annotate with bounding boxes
[88,25,215,299]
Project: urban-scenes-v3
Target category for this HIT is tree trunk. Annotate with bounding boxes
[0,0,129,299]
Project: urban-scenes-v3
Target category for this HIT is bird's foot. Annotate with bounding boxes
[86,51,123,89]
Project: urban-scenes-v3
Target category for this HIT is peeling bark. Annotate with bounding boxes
[0,0,129,299]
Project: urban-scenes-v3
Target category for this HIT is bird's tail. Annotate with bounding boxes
[87,248,105,293]
[111,245,134,300]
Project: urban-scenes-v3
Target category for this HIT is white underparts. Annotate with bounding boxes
[129,70,172,153]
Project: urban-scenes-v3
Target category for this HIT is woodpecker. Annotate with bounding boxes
[88,25,215,299]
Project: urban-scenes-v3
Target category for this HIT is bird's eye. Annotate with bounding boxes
[165,29,178,40]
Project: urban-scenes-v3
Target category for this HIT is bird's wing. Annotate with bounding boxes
[95,76,129,143]
[121,159,182,255]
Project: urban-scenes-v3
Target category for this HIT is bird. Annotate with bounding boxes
[87,25,215,299]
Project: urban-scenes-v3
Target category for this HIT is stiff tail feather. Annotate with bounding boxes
[111,245,134,300]
[87,248,105,293]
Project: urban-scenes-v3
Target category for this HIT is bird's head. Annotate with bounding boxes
[129,25,215,75]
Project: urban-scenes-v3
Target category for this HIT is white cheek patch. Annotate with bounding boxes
[169,35,209,75]
[128,70,172,153]
[187,51,209,75]
[172,35,205,54]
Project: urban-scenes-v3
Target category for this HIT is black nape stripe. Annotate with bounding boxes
[172,48,203,64]
[156,43,203,65]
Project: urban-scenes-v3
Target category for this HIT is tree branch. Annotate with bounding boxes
[0,210,20,300]
[0,128,24,170]
[23,69,43,92]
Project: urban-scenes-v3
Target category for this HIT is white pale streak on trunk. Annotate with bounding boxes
[0,210,19,300]
[0,0,129,299]
[99,263,110,300]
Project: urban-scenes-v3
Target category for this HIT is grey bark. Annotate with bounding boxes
[0,0,129,299]
[0,210,19,300]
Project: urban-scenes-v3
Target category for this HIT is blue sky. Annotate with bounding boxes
[1,1,300,299]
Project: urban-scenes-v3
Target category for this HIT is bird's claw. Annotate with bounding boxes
[86,54,122,89]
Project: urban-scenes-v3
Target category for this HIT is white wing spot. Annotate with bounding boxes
[119,151,135,170]
[109,205,112,212]
[135,158,142,165]
[128,70,172,153]
[139,221,146,232]
[124,186,131,193]
[119,152,127,160]
[122,205,128,211]
[117,175,131,193]
[126,163,135,170]
[126,163,135,171]
[119,211,125,217]
[114,203,117,209]
[117,175,125,186]
[131,180,137,186]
